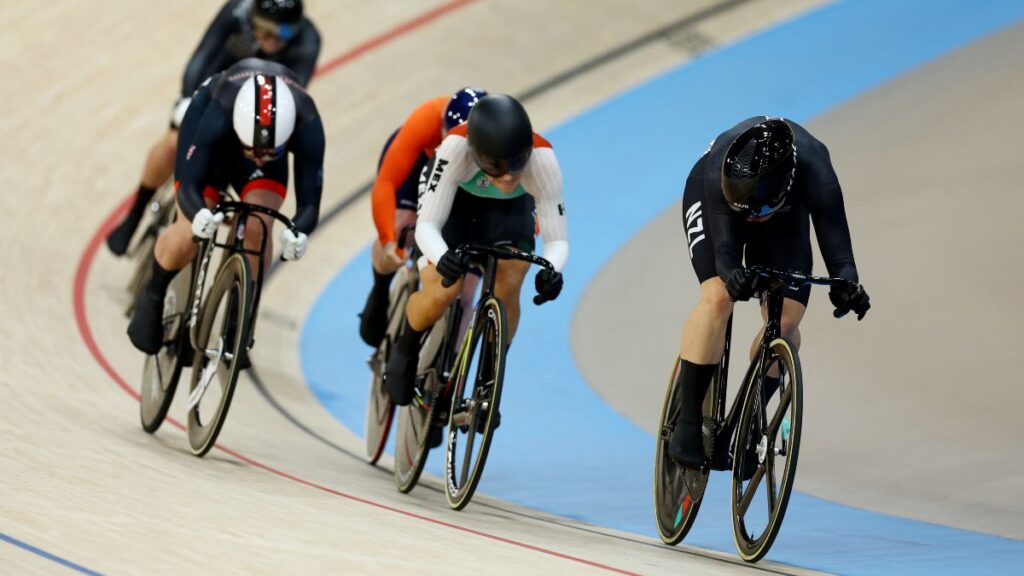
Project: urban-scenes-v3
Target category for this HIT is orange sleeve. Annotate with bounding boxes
[371,97,447,245]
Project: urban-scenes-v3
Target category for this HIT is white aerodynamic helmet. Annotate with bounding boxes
[232,74,296,159]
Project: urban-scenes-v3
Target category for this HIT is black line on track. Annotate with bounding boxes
[249,0,801,573]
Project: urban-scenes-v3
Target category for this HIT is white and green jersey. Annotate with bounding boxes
[416,125,569,272]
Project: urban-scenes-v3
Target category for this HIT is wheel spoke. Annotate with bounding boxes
[460,413,477,487]
[737,459,765,517]
[765,445,778,512]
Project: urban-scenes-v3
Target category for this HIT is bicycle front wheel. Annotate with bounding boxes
[187,253,253,457]
[444,296,506,511]
[731,337,802,562]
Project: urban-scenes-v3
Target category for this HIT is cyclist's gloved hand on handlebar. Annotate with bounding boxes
[830,282,870,320]
[280,229,308,261]
[725,268,762,302]
[436,250,470,285]
[191,208,224,240]
[534,269,563,305]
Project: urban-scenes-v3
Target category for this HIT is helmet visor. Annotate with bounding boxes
[252,14,298,41]
[242,144,287,163]
[470,147,531,178]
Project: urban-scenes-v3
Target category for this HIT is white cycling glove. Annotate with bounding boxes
[191,208,224,239]
[171,96,192,129]
[280,228,309,261]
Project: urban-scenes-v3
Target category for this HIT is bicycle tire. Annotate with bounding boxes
[124,234,157,317]
[444,296,506,511]
[365,268,412,464]
[138,263,193,433]
[730,337,802,562]
[187,253,253,457]
[654,359,715,544]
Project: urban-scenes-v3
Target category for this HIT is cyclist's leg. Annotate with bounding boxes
[745,204,812,382]
[128,187,218,353]
[386,264,462,404]
[386,186,470,404]
[107,94,195,254]
[670,156,729,467]
[237,188,285,275]
[361,208,415,346]
[362,137,426,346]
[493,259,530,340]
[474,189,536,342]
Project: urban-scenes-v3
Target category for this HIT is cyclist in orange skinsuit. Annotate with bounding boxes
[359,87,488,347]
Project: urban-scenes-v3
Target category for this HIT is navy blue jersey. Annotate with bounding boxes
[176,59,324,235]
[181,0,321,96]
[702,116,859,283]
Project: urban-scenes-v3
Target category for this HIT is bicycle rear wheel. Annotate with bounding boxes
[394,311,451,493]
[124,191,175,316]
[654,359,716,544]
[730,337,802,562]
[139,264,193,433]
[187,253,253,457]
[444,296,505,511]
[365,268,413,464]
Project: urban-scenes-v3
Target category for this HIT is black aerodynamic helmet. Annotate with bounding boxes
[252,0,303,41]
[466,94,533,177]
[722,118,796,220]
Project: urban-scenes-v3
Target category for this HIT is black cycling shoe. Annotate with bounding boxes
[127,291,164,354]
[668,415,705,469]
[106,215,142,256]
[358,289,389,348]
[428,425,444,449]
[385,347,417,406]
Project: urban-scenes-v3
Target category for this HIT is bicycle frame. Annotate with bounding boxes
[447,245,553,377]
[710,268,839,467]
[186,201,297,353]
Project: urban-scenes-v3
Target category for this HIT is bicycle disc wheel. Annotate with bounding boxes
[187,253,253,457]
[731,337,802,562]
[365,269,412,464]
[393,311,450,493]
[124,234,157,317]
[444,296,505,511]
[139,265,193,433]
[125,194,175,316]
[654,360,713,544]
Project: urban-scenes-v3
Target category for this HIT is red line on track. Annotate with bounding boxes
[71,4,639,575]
[313,0,479,78]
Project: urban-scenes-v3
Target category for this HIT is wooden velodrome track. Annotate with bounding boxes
[0,0,880,573]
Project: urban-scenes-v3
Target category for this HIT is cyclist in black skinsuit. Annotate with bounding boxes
[126,58,326,356]
[107,0,321,256]
[669,116,871,468]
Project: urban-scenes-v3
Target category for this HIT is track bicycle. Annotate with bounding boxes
[123,181,176,316]
[138,200,298,456]
[365,224,418,465]
[392,243,554,510]
[654,266,857,562]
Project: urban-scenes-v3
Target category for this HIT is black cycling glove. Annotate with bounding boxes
[534,269,564,305]
[436,250,470,285]
[725,268,761,302]
[830,281,871,320]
